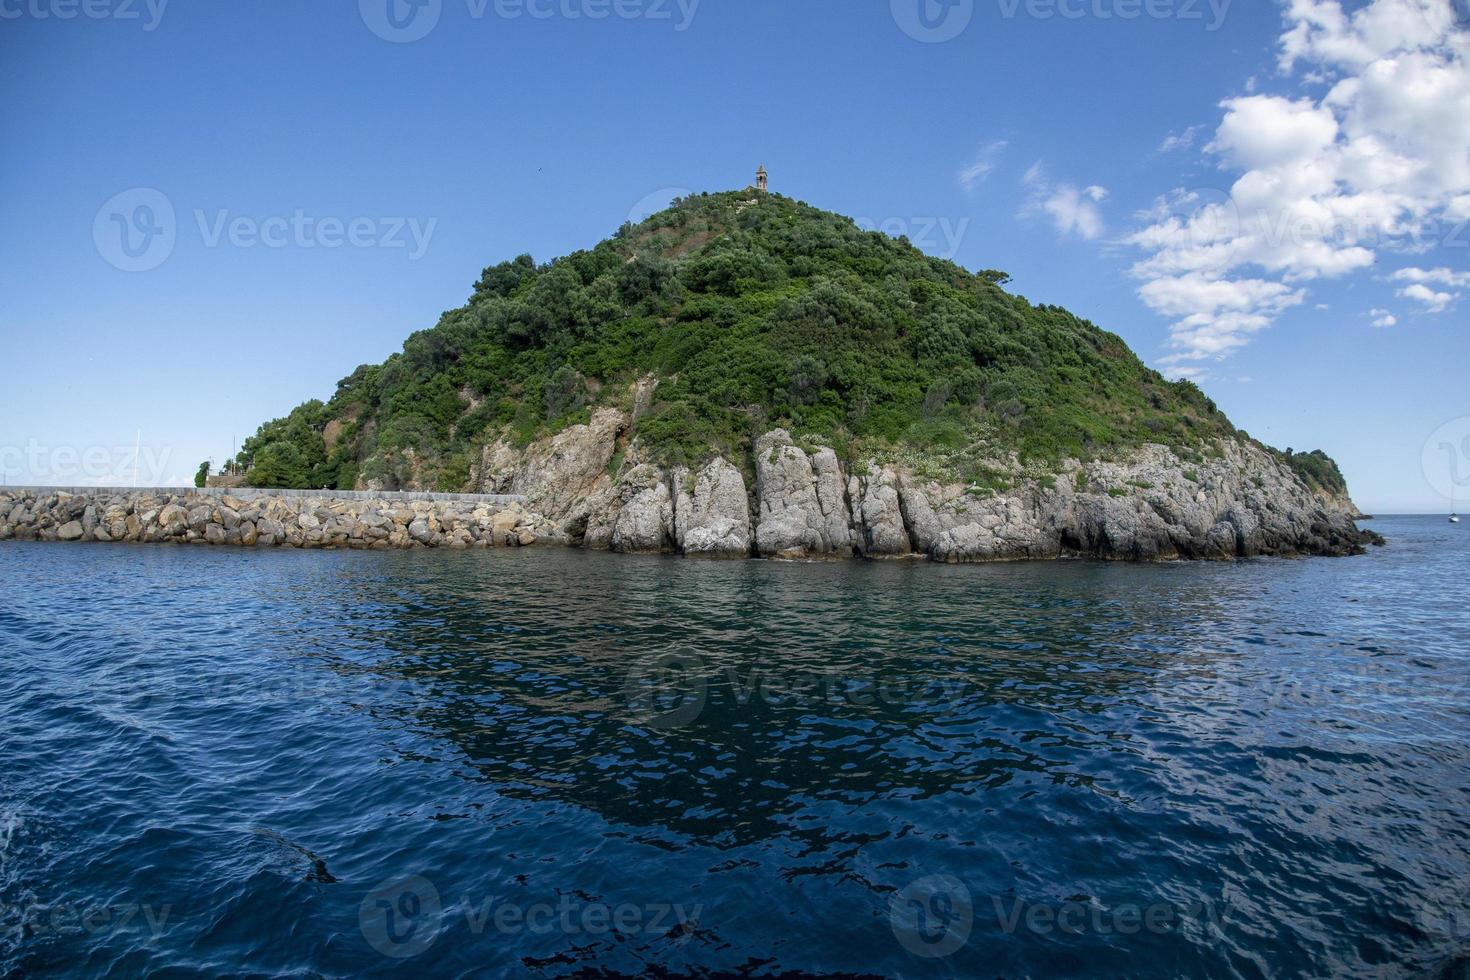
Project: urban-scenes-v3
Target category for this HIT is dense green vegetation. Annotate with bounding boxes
[230,190,1317,492]
[1276,448,1349,496]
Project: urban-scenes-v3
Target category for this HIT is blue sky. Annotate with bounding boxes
[1,0,1466,512]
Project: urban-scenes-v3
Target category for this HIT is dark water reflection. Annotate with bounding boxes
[1,517,1467,977]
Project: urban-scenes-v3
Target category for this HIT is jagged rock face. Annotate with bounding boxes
[902,482,1060,564]
[580,464,672,554]
[476,407,625,523]
[849,464,911,558]
[459,426,1369,562]
[753,430,853,559]
[611,467,675,555]
[675,458,752,559]
[897,441,1366,563]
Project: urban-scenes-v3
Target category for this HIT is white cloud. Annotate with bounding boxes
[1045,186,1107,239]
[958,140,1009,192]
[1159,125,1205,153]
[1138,274,1306,319]
[1392,265,1470,286]
[1369,307,1399,326]
[1127,0,1470,364]
[1398,281,1457,310]
[1023,163,1108,240]
[1209,95,1340,170]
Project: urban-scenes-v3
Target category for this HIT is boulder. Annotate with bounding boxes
[609,469,674,555]
[157,504,188,537]
[849,462,911,557]
[187,505,212,534]
[753,430,853,559]
[674,458,751,559]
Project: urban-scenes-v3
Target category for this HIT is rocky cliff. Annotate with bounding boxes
[1,424,1375,561]
[464,393,1374,562]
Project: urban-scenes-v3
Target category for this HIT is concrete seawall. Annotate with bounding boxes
[0,487,548,550]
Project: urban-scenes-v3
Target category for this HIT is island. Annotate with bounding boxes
[1,187,1381,561]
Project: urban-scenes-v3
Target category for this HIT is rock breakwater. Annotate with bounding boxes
[0,488,541,550]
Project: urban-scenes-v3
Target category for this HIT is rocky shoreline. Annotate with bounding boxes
[462,403,1379,561]
[1,414,1379,561]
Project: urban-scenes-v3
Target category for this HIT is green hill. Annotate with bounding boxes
[229,189,1340,496]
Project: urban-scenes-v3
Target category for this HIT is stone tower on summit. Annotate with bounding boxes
[756,165,768,192]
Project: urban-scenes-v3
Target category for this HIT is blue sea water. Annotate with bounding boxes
[0,516,1466,978]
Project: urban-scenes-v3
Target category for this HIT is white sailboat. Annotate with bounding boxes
[1453,488,1462,524]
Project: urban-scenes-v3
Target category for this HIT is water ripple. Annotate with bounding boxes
[1,517,1467,977]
